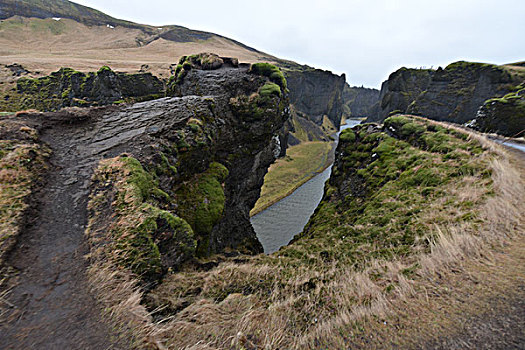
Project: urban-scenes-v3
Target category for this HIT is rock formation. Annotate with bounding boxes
[284,67,346,135]
[366,61,525,133]
[5,66,164,112]
[342,84,380,119]
[366,67,433,122]
[470,85,525,137]
[407,62,516,124]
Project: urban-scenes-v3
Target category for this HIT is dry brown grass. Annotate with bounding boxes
[0,17,277,78]
[0,122,49,264]
[84,119,524,349]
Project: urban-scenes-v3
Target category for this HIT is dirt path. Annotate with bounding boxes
[0,98,193,349]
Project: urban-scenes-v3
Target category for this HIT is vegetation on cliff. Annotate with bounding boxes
[369,61,525,136]
[0,66,164,112]
[471,84,525,137]
[87,156,196,283]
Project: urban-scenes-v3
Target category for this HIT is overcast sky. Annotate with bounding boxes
[74,0,525,88]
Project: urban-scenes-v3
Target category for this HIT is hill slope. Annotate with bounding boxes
[0,0,278,77]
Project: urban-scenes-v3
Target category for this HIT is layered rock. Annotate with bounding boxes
[6,58,289,283]
[407,62,516,124]
[367,61,524,129]
[284,68,346,131]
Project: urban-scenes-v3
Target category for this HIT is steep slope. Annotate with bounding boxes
[106,115,522,349]
[0,0,276,77]
[469,84,525,137]
[284,67,346,130]
[407,61,520,124]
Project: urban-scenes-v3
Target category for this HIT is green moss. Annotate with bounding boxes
[249,63,287,90]
[175,162,229,256]
[88,155,196,281]
[259,82,282,99]
[97,65,112,74]
[339,129,356,142]
[284,116,492,270]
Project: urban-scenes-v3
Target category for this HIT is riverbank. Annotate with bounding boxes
[251,119,362,216]
[250,140,334,216]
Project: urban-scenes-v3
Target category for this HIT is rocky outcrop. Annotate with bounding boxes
[342,84,380,118]
[13,66,164,111]
[469,86,525,137]
[284,68,346,130]
[407,62,516,124]
[297,115,489,263]
[366,67,433,122]
[367,61,524,128]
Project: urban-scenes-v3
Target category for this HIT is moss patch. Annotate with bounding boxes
[174,162,228,256]
[87,156,196,282]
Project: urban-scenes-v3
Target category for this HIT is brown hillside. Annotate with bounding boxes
[0,16,279,77]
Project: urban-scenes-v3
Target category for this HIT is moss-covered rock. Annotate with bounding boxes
[288,115,490,266]
[9,66,165,112]
[368,60,524,131]
[249,63,287,91]
[174,162,228,256]
[469,86,525,137]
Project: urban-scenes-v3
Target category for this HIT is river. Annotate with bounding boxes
[251,119,361,253]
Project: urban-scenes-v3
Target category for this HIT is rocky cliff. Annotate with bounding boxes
[470,84,525,137]
[367,61,525,130]
[299,115,492,261]
[2,56,289,282]
[366,67,433,122]
[284,67,346,130]
[407,61,518,124]
[342,84,380,118]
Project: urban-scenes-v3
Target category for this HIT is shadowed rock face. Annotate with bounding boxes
[407,62,515,124]
[366,67,433,122]
[342,84,380,119]
[284,68,346,129]
[471,88,525,137]
[367,61,523,128]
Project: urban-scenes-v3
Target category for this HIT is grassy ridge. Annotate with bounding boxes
[250,141,333,215]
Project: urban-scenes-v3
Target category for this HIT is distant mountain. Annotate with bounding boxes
[0,0,251,45]
[0,0,280,77]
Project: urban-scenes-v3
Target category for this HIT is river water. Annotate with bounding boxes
[494,139,525,152]
[251,119,361,253]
